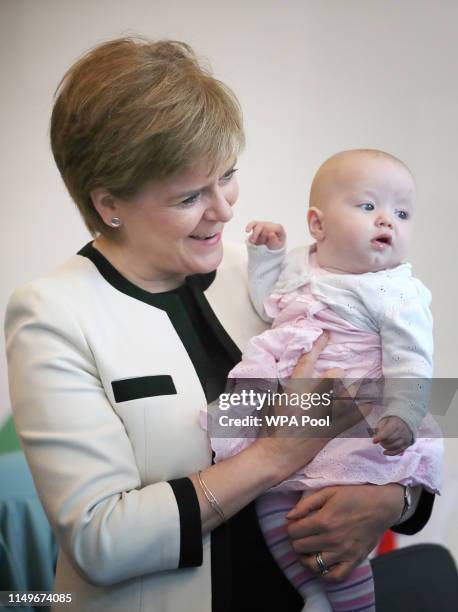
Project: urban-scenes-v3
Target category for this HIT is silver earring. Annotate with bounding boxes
[110,217,122,227]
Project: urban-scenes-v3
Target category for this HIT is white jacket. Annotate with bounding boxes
[4,242,266,612]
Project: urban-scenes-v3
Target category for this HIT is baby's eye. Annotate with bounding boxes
[359,202,375,211]
[396,210,410,220]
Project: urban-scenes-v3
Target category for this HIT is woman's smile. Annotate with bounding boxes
[188,231,222,245]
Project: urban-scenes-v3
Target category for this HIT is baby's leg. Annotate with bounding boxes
[256,491,376,611]
[256,491,326,603]
[323,558,375,611]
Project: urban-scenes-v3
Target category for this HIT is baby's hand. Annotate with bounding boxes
[246,220,286,250]
[372,416,414,456]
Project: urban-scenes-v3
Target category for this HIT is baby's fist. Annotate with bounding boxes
[246,220,286,250]
[373,416,414,456]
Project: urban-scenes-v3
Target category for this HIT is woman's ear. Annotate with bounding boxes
[90,188,119,228]
[307,207,325,241]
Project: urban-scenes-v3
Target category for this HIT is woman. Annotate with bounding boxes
[5,38,434,611]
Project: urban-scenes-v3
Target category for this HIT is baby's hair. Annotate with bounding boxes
[309,149,414,209]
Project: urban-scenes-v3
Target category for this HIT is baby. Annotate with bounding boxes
[205,149,442,612]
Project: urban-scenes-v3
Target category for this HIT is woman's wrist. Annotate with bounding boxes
[373,483,423,533]
[253,436,330,485]
[375,483,414,528]
[189,442,284,533]
[381,484,404,524]
[190,436,328,534]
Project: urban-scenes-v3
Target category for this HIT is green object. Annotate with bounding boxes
[0,452,58,609]
[0,416,21,454]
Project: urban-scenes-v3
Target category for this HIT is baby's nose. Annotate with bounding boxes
[376,214,393,228]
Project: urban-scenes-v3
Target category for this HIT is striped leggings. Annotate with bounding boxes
[256,492,376,612]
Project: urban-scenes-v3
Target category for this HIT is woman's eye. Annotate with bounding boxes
[359,202,375,211]
[180,192,201,206]
[220,168,238,183]
[396,210,410,220]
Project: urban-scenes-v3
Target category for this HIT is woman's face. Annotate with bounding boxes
[96,159,239,287]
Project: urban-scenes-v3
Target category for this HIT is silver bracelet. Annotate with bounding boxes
[196,470,227,523]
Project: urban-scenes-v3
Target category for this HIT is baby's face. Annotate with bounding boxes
[313,154,415,274]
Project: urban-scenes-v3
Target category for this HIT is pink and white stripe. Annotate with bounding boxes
[256,492,376,611]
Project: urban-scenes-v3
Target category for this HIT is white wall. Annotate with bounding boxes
[2,0,457,555]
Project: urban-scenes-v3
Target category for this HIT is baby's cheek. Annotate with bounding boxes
[398,227,413,252]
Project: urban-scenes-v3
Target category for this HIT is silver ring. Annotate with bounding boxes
[315,551,329,575]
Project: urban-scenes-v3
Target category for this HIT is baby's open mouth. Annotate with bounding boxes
[371,234,392,250]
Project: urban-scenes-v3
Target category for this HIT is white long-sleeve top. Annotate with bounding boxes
[247,242,434,435]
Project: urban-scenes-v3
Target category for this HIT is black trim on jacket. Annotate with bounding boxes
[391,487,435,535]
[168,478,203,568]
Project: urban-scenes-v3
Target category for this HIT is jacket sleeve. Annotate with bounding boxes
[4,282,202,587]
[391,488,435,535]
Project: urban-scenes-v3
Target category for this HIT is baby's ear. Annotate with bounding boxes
[307,207,325,241]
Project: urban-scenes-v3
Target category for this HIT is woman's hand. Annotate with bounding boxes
[285,484,405,581]
[195,333,373,534]
[254,332,368,484]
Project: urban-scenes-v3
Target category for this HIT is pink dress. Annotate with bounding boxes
[206,281,442,495]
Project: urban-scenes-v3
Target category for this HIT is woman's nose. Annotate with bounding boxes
[205,191,234,223]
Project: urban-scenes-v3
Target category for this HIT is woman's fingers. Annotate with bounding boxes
[312,559,356,583]
[322,367,345,379]
[283,334,371,440]
[286,488,331,520]
[287,484,403,582]
[299,550,342,577]
[288,520,364,583]
[291,331,329,379]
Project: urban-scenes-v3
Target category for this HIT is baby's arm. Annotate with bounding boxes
[246,220,287,321]
[376,279,433,453]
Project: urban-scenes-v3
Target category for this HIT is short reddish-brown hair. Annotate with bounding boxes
[51,37,245,238]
